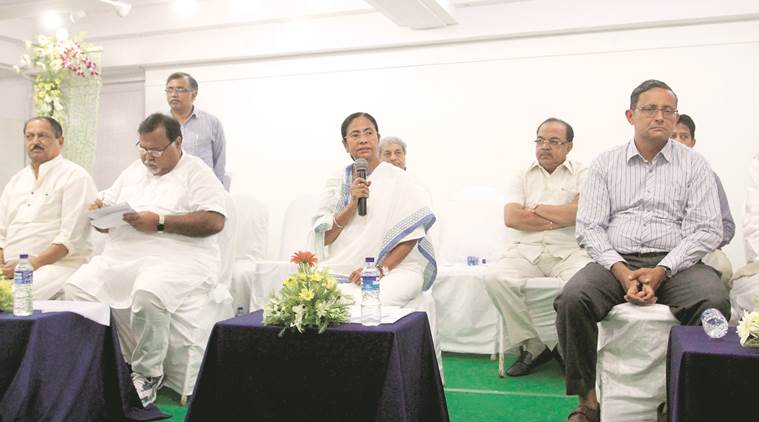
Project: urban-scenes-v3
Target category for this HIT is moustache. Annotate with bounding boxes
[29,144,44,151]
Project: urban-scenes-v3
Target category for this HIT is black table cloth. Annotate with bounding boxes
[0,310,167,422]
[667,325,759,422]
[186,310,449,421]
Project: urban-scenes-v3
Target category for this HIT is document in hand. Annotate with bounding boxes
[89,203,136,230]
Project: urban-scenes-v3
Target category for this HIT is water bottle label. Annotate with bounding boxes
[361,275,379,291]
[15,270,32,285]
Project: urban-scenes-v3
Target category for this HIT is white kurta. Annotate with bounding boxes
[731,155,759,316]
[0,155,97,266]
[66,154,227,312]
[0,155,97,299]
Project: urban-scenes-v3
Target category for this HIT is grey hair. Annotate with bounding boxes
[379,136,407,154]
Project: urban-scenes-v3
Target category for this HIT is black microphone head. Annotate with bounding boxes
[354,158,368,174]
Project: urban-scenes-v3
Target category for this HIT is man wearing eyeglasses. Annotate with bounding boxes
[484,117,590,377]
[166,72,227,185]
[0,116,97,299]
[555,80,728,422]
[65,113,228,407]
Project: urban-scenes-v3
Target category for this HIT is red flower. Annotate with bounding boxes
[290,251,317,267]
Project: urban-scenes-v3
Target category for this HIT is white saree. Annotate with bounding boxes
[312,162,437,302]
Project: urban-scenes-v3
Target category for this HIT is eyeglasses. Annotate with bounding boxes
[346,129,376,142]
[136,139,175,158]
[534,138,570,147]
[164,87,191,94]
[636,106,678,118]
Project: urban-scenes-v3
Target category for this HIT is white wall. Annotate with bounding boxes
[143,18,759,266]
[94,77,145,188]
[0,76,31,187]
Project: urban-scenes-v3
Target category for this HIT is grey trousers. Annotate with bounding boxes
[554,253,730,396]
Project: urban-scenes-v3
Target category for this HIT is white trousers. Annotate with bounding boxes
[484,247,591,349]
[32,264,78,300]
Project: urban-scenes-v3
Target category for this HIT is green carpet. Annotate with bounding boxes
[153,352,575,421]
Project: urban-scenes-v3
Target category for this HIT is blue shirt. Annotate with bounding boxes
[178,107,226,182]
[577,139,722,275]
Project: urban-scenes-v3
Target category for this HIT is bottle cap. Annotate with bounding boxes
[364,257,375,263]
[19,254,29,259]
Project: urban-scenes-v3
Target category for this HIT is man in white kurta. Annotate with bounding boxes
[485,118,591,377]
[0,117,96,299]
[64,113,227,406]
[730,155,759,316]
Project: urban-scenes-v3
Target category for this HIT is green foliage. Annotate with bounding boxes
[0,277,12,312]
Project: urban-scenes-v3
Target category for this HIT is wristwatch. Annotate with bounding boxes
[157,214,165,233]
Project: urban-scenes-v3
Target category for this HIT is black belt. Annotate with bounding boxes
[622,252,667,258]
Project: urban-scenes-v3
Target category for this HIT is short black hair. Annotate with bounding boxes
[138,113,182,143]
[538,117,574,143]
[340,112,379,141]
[630,79,678,109]
[676,114,696,139]
[24,116,63,138]
[166,72,198,92]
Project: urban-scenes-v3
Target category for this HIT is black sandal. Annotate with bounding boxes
[566,404,600,422]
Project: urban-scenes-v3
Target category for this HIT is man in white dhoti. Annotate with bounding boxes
[64,113,227,406]
[312,112,436,308]
[730,155,759,317]
[0,116,96,299]
[484,118,590,377]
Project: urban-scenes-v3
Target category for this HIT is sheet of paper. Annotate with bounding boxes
[33,300,111,326]
[89,202,135,230]
[349,305,415,324]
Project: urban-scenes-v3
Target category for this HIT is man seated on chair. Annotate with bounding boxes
[0,116,97,299]
[312,112,436,309]
[555,80,729,422]
[730,155,759,317]
[484,117,590,377]
[670,113,735,285]
[64,113,227,407]
[379,136,407,170]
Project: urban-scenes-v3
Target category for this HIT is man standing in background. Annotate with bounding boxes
[166,72,227,185]
[380,136,407,170]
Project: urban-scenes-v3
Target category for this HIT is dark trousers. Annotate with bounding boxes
[554,254,730,396]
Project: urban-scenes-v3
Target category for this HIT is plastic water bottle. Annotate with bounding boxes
[701,308,728,339]
[360,257,381,326]
[13,254,33,317]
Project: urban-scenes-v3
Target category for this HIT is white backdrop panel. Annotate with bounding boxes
[144,20,759,264]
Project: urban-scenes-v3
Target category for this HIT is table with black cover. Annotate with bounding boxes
[0,311,167,422]
[187,310,449,421]
[667,326,759,422]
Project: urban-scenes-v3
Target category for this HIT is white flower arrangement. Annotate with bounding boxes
[263,251,351,336]
[737,298,759,348]
[15,34,100,121]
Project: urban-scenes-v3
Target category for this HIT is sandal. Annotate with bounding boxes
[566,404,600,422]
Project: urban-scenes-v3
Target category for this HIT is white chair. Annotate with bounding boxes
[277,193,320,260]
[595,303,678,422]
[227,193,269,313]
[436,185,508,265]
[494,277,562,377]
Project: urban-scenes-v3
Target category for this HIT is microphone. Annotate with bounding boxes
[354,158,368,216]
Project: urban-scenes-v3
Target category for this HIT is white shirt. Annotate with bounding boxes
[504,159,587,261]
[0,155,97,266]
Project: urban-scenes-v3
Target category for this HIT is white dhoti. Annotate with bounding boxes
[32,264,78,300]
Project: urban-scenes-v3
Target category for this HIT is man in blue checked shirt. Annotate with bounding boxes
[554,79,730,422]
